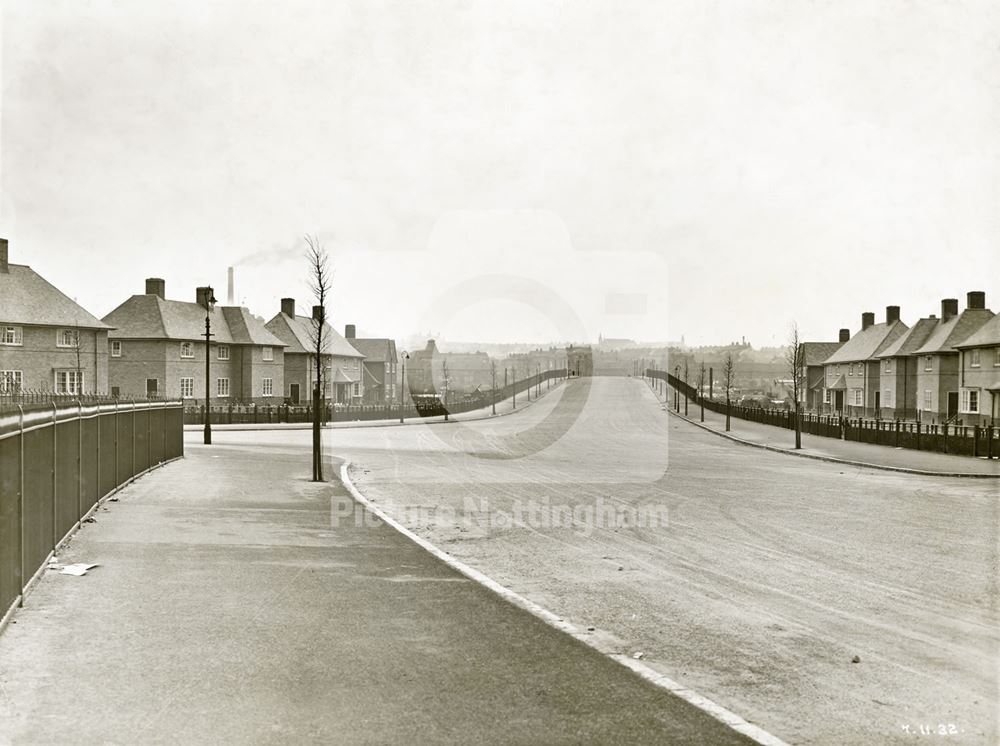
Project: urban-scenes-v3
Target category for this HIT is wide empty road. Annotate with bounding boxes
[222,377,996,744]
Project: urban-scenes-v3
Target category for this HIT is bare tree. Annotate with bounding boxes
[697,361,706,422]
[722,352,736,432]
[785,323,806,449]
[306,236,330,481]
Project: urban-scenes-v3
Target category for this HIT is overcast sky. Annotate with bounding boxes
[2,1,998,347]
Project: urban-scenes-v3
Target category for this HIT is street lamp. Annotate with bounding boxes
[490,360,497,415]
[674,365,680,413]
[399,351,409,423]
[201,286,218,445]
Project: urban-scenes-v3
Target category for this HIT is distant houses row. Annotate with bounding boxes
[0,241,567,407]
[0,242,398,406]
[800,292,998,426]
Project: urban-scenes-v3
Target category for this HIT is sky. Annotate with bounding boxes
[1,0,998,347]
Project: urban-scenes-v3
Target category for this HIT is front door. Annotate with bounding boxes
[146,378,158,398]
[947,391,959,420]
[834,390,844,412]
[290,383,300,405]
[874,390,880,414]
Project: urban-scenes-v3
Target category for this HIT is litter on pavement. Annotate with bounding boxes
[59,563,99,576]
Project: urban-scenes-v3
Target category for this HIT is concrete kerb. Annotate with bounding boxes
[665,407,1000,479]
[337,459,790,746]
[181,379,566,432]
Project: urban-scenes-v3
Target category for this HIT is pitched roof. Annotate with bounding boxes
[0,263,110,329]
[913,309,994,355]
[801,342,843,366]
[877,317,939,358]
[826,374,847,391]
[330,367,358,384]
[103,295,285,346]
[824,320,908,364]
[349,338,396,362]
[264,312,364,358]
[953,313,1000,349]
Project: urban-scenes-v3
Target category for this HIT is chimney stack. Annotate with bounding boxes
[312,305,324,322]
[839,328,850,343]
[145,278,165,299]
[281,298,296,317]
[0,238,8,273]
[196,286,216,310]
[345,324,356,339]
[941,298,958,321]
[227,267,235,305]
[861,312,875,330]
[886,305,900,324]
[967,290,986,310]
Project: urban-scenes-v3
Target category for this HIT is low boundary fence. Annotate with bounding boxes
[647,369,999,460]
[183,369,568,425]
[0,399,185,626]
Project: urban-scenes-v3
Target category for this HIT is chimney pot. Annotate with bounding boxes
[345,324,356,339]
[886,305,900,324]
[967,291,986,310]
[281,298,296,317]
[0,238,8,273]
[839,328,850,343]
[861,312,875,330]
[941,298,958,321]
[145,278,165,299]
[312,305,324,322]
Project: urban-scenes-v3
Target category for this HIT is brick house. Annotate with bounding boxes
[0,239,111,396]
[912,292,994,423]
[954,313,1000,426]
[822,307,908,416]
[343,324,399,405]
[872,316,938,420]
[800,333,846,411]
[406,339,493,398]
[103,279,286,404]
[264,299,365,405]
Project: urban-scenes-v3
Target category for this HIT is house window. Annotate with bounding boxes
[111,340,122,357]
[353,382,360,396]
[57,329,79,348]
[924,356,932,372]
[970,349,980,368]
[823,389,831,404]
[54,370,84,394]
[216,378,230,397]
[848,364,853,376]
[853,389,863,406]
[883,389,892,407]
[0,370,23,393]
[262,377,273,397]
[1,325,23,345]
[923,390,932,410]
[995,347,1000,367]
[962,389,979,413]
[262,346,273,361]
[884,360,891,373]
[217,345,230,360]
[180,377,194,398]
[180,342,195,358]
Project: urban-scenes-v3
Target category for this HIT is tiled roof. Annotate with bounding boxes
[824,320,908,364]
[349,338,396,362]
[801,342,843,366]
[330,367,358,384]
[0,263,110,329]
[953,313,1000,349]
[877,317,939,358]
[913,309,994,355]
[103,295,285,346]
[826,374,847,391]
[264,313,364,358]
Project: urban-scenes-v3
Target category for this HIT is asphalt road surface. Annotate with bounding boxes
[212,377,996,744]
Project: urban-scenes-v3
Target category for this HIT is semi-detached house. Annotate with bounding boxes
[103,278,286,404]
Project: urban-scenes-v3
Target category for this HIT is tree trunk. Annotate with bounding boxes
[794,403,802,449]
[312,382,323,481]
[725,396,731,431]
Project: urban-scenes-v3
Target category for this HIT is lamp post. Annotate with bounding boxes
[201,286,217,445]
[674,365,680,413]
[490,361,497,415]
[399,351,409,423]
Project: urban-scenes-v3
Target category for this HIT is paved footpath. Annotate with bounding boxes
[653,385,1000,477]
[0,435,750,744]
